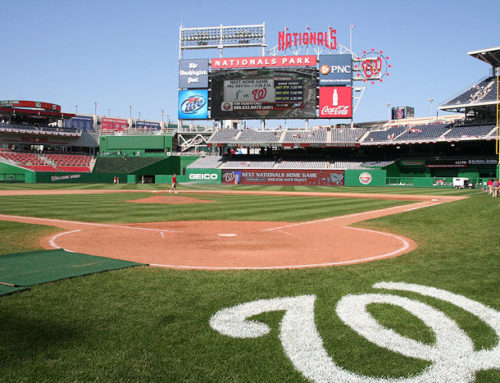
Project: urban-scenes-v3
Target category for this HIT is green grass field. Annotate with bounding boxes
[0,184,498,382]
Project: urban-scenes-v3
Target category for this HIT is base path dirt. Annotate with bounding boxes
[0,189,465,270]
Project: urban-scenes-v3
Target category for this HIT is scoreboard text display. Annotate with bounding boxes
[211,68,317,119]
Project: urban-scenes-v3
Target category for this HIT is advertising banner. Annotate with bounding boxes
[65,115,94,130]
[222,169,344,186]
[178,90,209,119]
[186,168,221,184]
[136,120,161,130]
[179,59,209,88]
[211,55,317,69]
[101,118,128,132]
[319,54,352,86]
[319,87,352,118]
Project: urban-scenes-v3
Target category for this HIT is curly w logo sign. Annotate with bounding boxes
[210,282,500,382]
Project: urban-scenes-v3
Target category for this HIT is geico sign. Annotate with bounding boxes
[189,173,218,180]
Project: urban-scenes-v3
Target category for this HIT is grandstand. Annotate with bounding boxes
[282,129,327,145]
[0,46,498,185]
[0,149,92,172]
[444,124,497,140]
[187,156,223,169]
[393,123,452,142]
[235,130,282,145]
[330,127,367,144]
[363,126,407,143]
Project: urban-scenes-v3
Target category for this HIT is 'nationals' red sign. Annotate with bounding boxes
[211,55,317,69]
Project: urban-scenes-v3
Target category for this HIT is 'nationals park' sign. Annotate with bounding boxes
[211,55,317,69]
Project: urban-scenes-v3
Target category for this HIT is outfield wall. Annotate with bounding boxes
[0,162,30,182]
[156,169,221,184]
[26,172,129,184]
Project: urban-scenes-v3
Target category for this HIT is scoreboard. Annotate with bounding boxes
[211,68,317,119]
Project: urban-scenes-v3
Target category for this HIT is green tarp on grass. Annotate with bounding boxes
[0,284,27,296]
[0,249,144,296]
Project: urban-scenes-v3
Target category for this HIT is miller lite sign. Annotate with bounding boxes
[178,90,209,119]
[319,87,352,118]
[319,54,352,86]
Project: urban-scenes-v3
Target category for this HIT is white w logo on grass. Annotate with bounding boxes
[210,282,500,382]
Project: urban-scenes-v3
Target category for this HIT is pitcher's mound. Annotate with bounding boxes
[127,195,214,204]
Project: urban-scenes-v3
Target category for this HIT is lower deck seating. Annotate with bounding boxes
[0,150,92,172]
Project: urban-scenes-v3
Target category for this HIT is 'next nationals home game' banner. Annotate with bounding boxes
[222,169,344,186]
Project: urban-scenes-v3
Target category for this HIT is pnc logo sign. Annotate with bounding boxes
[319,54,352,86]
[320,65,330,75]
[189,173,218,181]
[321,64,351,75]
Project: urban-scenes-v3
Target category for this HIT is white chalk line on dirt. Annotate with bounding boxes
[49,229,81,249]
[0,214,179,233]
[149,223,412,270]
[261,200,440,232]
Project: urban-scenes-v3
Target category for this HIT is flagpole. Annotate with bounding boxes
[349,25,353,52]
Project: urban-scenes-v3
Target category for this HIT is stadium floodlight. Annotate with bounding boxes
[179,23,266,58]
[429,98,434,118]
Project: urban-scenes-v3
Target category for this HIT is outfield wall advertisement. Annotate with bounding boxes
[222,169,344,186]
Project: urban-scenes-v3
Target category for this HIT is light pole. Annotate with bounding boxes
[386,103,391,121]
[75,105,78,114]
[94,102,98,116]
[429,98,434,119]
[107,108,111,117]
[129,106,132,119]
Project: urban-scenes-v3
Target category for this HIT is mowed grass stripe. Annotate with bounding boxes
[0,193,409,224]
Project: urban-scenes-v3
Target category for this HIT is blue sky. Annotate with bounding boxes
[1,0,498,128]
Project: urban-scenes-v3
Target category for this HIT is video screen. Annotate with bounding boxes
[210,68,317,119]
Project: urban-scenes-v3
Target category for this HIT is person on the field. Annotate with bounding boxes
[168,173,177,194]
[492,179,499,198]
[487,179,493,194]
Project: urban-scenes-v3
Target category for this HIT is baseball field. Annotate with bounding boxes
[0,183,498,382]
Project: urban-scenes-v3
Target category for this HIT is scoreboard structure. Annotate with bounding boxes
[178,23,390,126]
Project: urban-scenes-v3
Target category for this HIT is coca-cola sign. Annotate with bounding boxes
[319,87,352,118]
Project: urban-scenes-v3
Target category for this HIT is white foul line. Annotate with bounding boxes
[0,214,178,233]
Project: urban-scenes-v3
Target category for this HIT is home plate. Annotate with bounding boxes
[218,233,237,237]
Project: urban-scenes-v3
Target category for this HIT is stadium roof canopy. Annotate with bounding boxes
[439,47,500,112]
[468,46,500,68]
